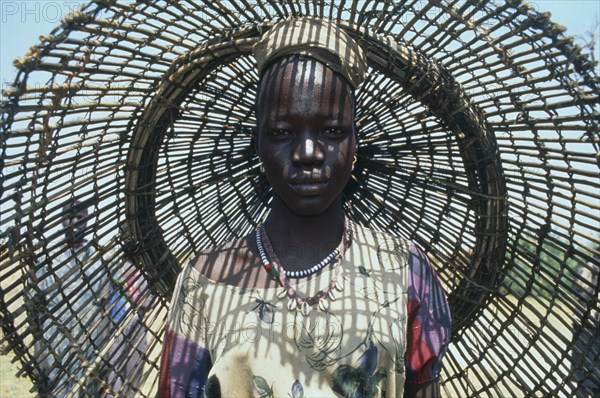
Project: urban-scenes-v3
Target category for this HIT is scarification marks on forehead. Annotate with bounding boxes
[258,56,353,121]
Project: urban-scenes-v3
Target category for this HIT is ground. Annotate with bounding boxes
[0,353,33,397]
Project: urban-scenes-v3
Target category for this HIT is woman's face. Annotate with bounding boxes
[256,57,356,216]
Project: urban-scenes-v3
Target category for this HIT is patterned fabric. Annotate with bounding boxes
[253,17,367,89]
[107,261,148,322]
[35,241,110,397]
[159,225,450,397]
[103,314,149,398]
[406,245,452,383]
[103,259,152,397]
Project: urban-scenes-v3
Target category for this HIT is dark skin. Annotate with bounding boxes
[193,56,439,397]
[194,56,354,287]
[62,207,89,248]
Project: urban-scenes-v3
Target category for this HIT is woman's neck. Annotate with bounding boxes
[263,196,346,272]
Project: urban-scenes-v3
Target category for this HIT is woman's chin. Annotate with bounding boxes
[281,196,341,217]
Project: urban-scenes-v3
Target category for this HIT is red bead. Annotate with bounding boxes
[265,263,271,272]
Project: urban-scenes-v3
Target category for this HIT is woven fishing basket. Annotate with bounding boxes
[1,1,598,396]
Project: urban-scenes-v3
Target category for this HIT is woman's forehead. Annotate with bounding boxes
[258,57,353,116]
[261,57,347,93]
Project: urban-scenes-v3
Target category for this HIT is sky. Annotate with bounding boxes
[0,0,598,88]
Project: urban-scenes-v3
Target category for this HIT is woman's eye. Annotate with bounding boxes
[323,128,345,137]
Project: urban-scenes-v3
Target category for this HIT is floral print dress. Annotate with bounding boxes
[160,225,450,397]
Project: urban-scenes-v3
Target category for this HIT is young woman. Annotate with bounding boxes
[159,18,451,398]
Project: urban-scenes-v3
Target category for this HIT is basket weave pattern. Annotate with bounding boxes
[1,1,598,396]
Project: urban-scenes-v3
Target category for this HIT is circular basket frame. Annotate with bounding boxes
[1,1,598,396]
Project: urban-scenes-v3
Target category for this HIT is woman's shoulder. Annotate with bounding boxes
[189,234,269,287]
[191,235,251,278]
[353,222,412,253]
[352,223,438,271]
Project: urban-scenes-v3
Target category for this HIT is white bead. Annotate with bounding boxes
[287,298,297,311]
[328,289,337,301]
[301,302,311,316]
[318,299,329,311]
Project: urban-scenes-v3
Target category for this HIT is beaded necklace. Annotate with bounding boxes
[255,217,352,316]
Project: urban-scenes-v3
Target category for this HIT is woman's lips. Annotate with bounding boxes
[288,180,329,195]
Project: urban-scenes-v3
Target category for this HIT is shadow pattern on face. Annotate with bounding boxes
[255,56,357,216]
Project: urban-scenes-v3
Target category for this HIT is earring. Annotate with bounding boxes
[351,155,357,171]
[259,161,265,173]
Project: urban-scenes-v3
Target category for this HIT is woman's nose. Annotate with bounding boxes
[293,135,324,165]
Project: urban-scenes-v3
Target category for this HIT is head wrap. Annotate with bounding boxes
[253,17,367,89]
